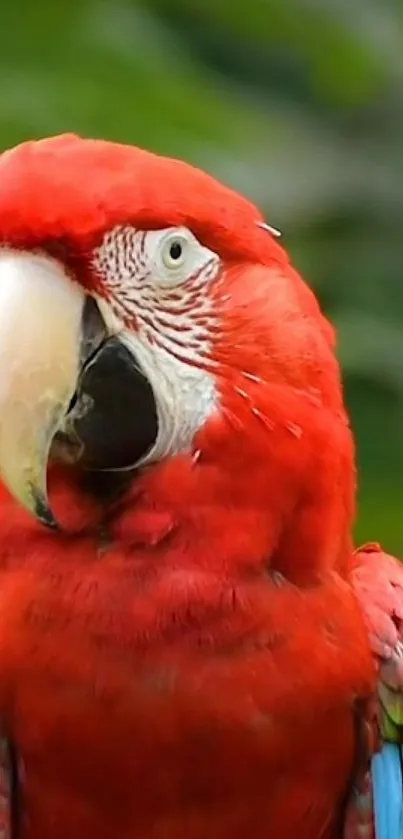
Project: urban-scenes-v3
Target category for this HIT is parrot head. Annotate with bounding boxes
[0,134,354,580]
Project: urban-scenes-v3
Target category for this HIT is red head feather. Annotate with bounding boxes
[0,134,350,584]
[0,133,285,264]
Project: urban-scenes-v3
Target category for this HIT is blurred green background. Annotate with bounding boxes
[0,0,401,551]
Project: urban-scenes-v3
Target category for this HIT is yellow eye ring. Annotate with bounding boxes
[161,235,187,270]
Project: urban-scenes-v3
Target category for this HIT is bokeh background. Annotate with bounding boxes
[1,0,402,551]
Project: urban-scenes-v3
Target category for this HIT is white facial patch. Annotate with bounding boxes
[92,226,221,463]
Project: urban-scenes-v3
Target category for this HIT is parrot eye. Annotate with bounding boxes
[162,235,186,269]
[157,229,193,283]
[150,227,218,288]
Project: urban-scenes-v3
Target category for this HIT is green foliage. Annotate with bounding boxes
[0,0,401,549]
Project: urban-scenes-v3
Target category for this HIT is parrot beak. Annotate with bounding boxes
[0,251,85,527]
[0,251,158,528]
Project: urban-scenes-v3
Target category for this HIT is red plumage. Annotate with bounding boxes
[0,135,377,838]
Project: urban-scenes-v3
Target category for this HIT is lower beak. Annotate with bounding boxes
[0,251,157,527]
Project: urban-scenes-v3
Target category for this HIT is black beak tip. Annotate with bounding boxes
[31,489,60,531]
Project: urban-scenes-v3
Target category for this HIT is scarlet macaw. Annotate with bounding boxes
[0,134,399,839]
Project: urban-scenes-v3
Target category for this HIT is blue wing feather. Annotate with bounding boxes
[372,743,403,839]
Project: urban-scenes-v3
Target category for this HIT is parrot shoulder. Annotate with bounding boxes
[353,543,403,741]
[351,544,403,839]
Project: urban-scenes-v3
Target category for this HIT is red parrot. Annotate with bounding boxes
[0,133,398,839]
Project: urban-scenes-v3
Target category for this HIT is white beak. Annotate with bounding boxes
[0,250,85,525]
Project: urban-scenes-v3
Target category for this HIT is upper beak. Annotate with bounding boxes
[0,250,159,528]
[0,251,87,527]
